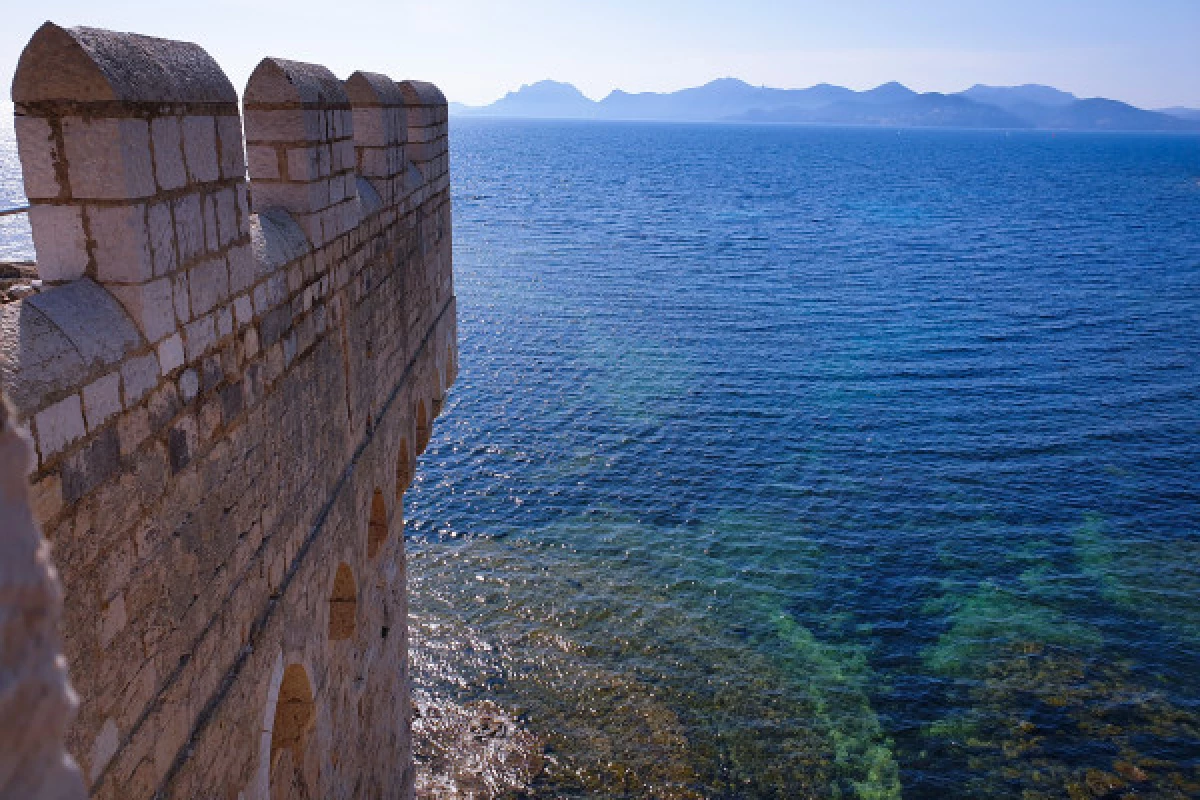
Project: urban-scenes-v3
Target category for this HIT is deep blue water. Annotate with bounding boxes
[406,121,1200,799]
[4,121,1200,797]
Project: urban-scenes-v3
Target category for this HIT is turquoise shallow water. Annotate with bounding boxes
[4,122,1200,797]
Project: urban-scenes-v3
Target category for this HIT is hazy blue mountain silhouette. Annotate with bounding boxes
[855,81,919,105]
[1156,106,1200,122]
[1030,98,1200,131]
[481,80,597,118]
[735,92,1031,128]
[454,78,1200,132]
[597,78,854,120]
[961,84,1078,111]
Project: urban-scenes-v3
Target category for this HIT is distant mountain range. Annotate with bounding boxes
[451,79,1200,132]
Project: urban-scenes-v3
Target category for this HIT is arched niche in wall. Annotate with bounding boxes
[269,664,316,800]
[416,398,431,455]
[367,488,388,559]
[328,563,357,641]
[395,435,413,501]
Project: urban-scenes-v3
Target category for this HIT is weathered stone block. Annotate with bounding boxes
[121,352,162,406]
[60,426,120,504]
[246,145,280,182]
[258,305,292,348]
[358,147,389,179]
[333,139,355,172]
[350,108,384,147]
[404,106,436,128]
[203,194,221,253]
[184,314,217,361]
[174,194,205,264]
[151,117,188,191]
[171,271,191,324]
[243,326,260,359]
[83,372,122,431]
[199,354,223,393]
[244,109,324,144]
[86,197,154,283]
[14,113,62,199]
[253,180,329,217]
[146,201,178,277]
[219,381,243,423]
[226,243,256,294]
[329,173,347,204]
[167,414,198,472]
[182,116,220,184]
[188,256,230,316]
[251,283,270,316]
[177,369,199,405]
[157,333,186,375]
[286,146,319,182]
[216,306,233,339]
[62,117,155,199]
[216,115,246,180]
[35,393,86,461]
[28,204,89,282]
[233,294,254,327]
[214,188,239,247]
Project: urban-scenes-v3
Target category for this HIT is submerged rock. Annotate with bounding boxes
[413,692,544,799]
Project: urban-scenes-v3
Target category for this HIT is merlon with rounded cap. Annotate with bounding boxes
[245,57,350,109]
[12,22,237,105]
[397,80,446,107]
[345,71,406,108]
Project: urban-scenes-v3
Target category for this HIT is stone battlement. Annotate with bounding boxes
[0,21,455,799]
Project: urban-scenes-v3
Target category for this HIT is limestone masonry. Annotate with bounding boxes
[0,22,455,799]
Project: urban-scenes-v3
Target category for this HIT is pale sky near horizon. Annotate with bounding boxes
[1,0,1198,118]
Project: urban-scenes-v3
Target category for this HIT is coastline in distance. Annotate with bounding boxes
[451,78,1200,132]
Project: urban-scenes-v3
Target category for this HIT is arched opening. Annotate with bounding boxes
[328,564,357,641]
[395,436,413,500]
[269,664,315,800]
[416,399,431,455]
[367,488,388,559]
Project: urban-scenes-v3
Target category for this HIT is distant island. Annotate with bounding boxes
[452,78,1200,132]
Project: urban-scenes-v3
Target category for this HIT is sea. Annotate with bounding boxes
[4,120,1200,798]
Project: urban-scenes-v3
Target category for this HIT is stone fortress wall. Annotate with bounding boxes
[0,22,455,799]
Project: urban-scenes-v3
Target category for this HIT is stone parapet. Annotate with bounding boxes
[3,22,455,800]
[0,384,87,800]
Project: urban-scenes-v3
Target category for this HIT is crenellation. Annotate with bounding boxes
[243,58,361,251]
[2,20,455,800]
[346,71,409,208]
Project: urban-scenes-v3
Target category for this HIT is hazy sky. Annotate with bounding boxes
[1,0,1198,115]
